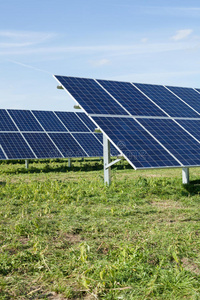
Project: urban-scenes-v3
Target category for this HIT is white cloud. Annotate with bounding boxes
[0,41,194,56]
[90,58,110,67]
[141,38,148,43]
[0,30,55,49]
[172,29,193,41]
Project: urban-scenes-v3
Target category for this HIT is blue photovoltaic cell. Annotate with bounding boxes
[0,147,6,159]
[94,133,120,156]
[139,118,200,166]
[23,133,62,158]
[55,76,128,115]
[176,120,200,142]
[55,111,90,132]
[73,133,103,157]
[76,112,96,131]
[32,111,67,132]
[49,133,87,157]
[0,133,35,159]
[166,86,200,115]
[92,117,180,169]
[134,83,199,118]
[97,79,166,117]
[8,110,43,132]
[0,110,18,131]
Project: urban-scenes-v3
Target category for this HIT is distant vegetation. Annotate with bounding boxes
[0,159,200,299]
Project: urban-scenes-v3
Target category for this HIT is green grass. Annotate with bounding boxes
[0,158,200,299]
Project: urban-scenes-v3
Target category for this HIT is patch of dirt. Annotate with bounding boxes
[152,200,184,210]
[57,232,83,244]
[181,257,200,275]
[19,237,29,245]
[47,292,68,299]
[145,174,162,178]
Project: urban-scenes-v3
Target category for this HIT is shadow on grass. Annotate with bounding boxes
[3,161,132,175]
[183,179,200,195]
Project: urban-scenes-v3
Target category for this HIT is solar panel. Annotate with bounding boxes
[72,133,103,157]
[92,116,180,168]
[0,147,6,159]
[23,133,63,158]
[49,133,87,157]
[32,111,67,132]
[138,118,200,166]
[54,75,200,171]
[134,83,199,118]
[0,110,118,161]
[0,110,18,131]
[8,110,43,132]
[0,133,35,159]
[176,120,200,142]
[76,112,96,131]
[166,86,200,115]
[54,76,128,115]
[55,111,90,132]
[97,80,166,117]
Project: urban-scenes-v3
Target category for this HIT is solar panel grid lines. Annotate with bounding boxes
[73,133,103,157]
[32,110,67,132]
[30,111,64,158]
[92,116,181,169]
[134,118,183,166]
[55,111,89,132]
[0,110,18,131]
[75,112,95,132]
[8,110,44,132]
[0,109,111,161]
[131,83,171,118]
[176,119,200,143]
[172,119,200,145]
[166,86,200,115]
[97,79,167,117]
[54,75,128,115]
[194,88,200,94]
[49,133,87,158]
[74,112,110,155]
[55,75,200,170]
[0,133,36,159]
[134,83,200,118]
[53,112,90,157]
[94,79,133,116]
[6,109,37,159]
[164,86,200,117]
[23,132,63,159]
[138,118,200,167]
[0,144,7,159]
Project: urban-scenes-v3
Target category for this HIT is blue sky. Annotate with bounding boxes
[1,0,200,111]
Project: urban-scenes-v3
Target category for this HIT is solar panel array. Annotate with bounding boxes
[54,75,200,169]
[0,110,118,160]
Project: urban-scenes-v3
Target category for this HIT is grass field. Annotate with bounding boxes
[0,158,200,299]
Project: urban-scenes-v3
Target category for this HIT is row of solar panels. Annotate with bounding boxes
[55,76,200,169]
[0,110,118,160]
[55,76,200,118]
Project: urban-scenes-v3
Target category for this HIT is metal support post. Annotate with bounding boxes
[25,159,29,169]
[68,158,71,168]
[182,167,189,184]
[103,134,111,185]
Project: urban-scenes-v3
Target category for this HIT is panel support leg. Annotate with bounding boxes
[103,134,111,185]
[68,158,71,168]
[25,159,29,169]
[182,167,189,184]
